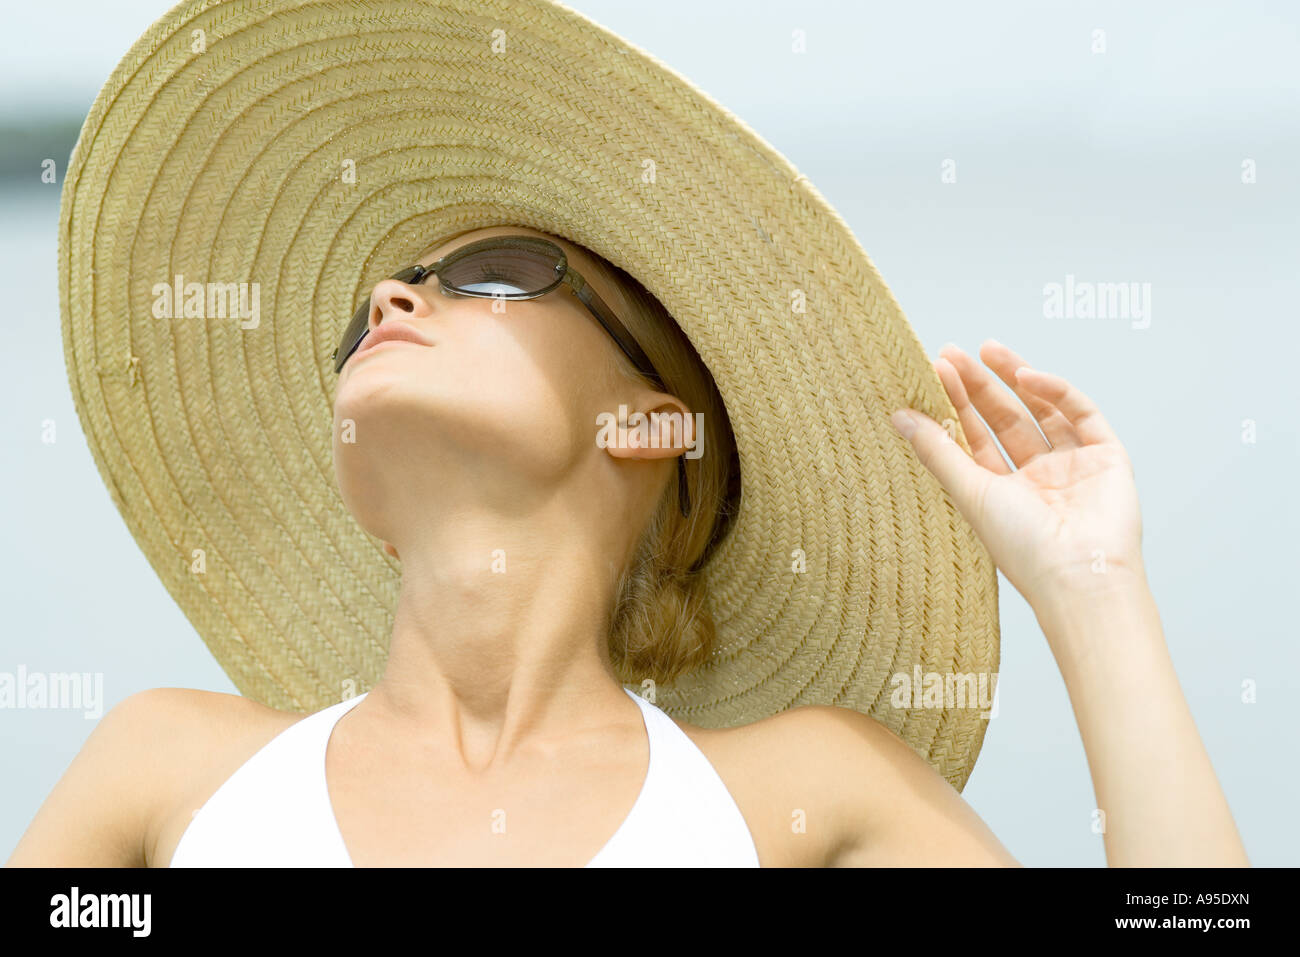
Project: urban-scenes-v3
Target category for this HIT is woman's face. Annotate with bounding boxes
[331,225,667,552]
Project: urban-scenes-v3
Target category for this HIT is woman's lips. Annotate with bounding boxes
[351,321,435,361]
[352,338,426,360]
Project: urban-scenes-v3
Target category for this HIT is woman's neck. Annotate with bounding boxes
[361,513,638,772]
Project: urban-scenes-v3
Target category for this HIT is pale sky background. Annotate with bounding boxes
[2,0,1297,866]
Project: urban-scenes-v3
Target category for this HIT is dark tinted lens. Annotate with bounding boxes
[438,240,563,297]
[333,300,372,372]
[332,241,565,373]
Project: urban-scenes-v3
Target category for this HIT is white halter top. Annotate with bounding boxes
[169,687,760,867]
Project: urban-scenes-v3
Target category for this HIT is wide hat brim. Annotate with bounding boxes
[60,0,999,790]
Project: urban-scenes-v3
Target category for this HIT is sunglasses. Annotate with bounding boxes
[331,235,691,517]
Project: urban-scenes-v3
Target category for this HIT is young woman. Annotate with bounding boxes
[9,223,1247,867]
[10,0,1247,868]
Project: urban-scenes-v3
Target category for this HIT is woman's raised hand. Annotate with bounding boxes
[891,339,1145,616]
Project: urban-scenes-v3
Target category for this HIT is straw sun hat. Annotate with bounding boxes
[60,0,999,790]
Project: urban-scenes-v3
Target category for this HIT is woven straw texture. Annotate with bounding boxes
[59,0,1000,791]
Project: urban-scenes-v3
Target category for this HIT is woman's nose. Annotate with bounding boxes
[368,277,435,330]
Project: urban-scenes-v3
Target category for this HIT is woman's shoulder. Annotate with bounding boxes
[667,698,888,776]
[116,687,305,763]
[698,703,1018,866]
[120,688,307,866]
[665,702,889,866]
[6,687,304,866]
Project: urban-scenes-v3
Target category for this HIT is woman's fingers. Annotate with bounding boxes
[933,357,1012,475]
[976,341,1082,452]
[1013,366,1120,447]
[890,408,990,525]
[937,343,1052,468]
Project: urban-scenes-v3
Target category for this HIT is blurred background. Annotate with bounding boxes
[2,0,1297,865]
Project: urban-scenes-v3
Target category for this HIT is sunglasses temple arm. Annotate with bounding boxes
[677,458,691,517]
[565,274,660,385]
[565,273,691,518]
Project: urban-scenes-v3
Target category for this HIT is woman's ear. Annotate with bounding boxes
[604,393,696,462]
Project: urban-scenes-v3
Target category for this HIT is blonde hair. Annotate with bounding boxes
[570,242,742,687]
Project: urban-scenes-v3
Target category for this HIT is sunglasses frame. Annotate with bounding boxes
[331,235,692,518]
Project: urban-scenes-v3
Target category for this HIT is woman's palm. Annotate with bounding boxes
[894,340,1145,612]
